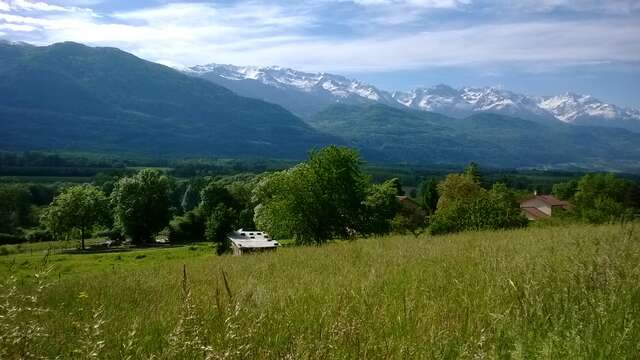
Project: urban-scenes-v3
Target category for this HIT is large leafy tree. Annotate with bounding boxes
[205,204,236,255]
[253,146,369,244]
[552,179,578,201]
[436,172,484,211]
[111,169,171,245]
[200,182,237,215]
[361,179,399,236]
[0,184,32,234]
[573,173,638,223]
[464,162,483,186]
[42,184,110,249]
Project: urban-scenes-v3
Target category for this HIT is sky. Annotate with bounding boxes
[0,0,639,107]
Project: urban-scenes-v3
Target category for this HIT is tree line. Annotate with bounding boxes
[1,146,639,250]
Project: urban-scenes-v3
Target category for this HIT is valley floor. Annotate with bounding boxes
[1,223,639,358]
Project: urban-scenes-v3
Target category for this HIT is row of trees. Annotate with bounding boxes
[3,146,639,250]
[41,169,260,252]
[252,150,526,242]
[42,170,171,249]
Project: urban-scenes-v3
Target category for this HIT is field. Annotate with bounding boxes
[1,223,639,359]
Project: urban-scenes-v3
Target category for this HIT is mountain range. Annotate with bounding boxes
[186,64,640,133]
[0,41,639,171]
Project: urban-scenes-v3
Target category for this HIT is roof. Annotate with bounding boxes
[521,195,571,208]
[228,229,279,249]
[396,195,420,206]
[521,207,549,220]
[536,195,571,207]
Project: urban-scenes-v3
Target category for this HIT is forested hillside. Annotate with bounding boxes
[0,42,340,158]
[310,104,640,169]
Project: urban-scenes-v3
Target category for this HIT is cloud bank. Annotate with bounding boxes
[0,0,637,73]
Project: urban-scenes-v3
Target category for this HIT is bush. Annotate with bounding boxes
[430,183,527,235]
[572,173,638,224]
[205,205,235,255]
[0,233,25,245]
[96,229,126,243]
[168,210,205,243]
[430,196,527,235]
[25,229,53,243]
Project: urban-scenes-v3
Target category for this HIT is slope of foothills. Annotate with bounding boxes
[0,41,340,159]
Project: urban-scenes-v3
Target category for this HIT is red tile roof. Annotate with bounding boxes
[521,207,549,220]
[536,195,570,207]
[520,195,571,210]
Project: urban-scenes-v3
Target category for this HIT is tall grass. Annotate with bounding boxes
[1,223,639,358]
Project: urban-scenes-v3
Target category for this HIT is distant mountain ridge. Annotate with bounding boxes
[186,64,398,119]
[309,103,640,171]
[0,41,340,158]
[186,63,640,132]
[0,40,639,171]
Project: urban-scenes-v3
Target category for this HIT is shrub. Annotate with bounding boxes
[430,196,527,235]
[573,173,638,224]
[168,210,205,243]
[430,182,527,235]
[0,233,25,245]
[96,229,126,244]
[205,204,236,255]
[25,229,53,243]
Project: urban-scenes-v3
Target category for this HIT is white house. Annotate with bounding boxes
[228,229,279,256]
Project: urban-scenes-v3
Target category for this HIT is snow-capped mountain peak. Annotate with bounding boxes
[538,93,639,126]
[392,85,556,122]
[187,63,392,102]
[184,63,640,132]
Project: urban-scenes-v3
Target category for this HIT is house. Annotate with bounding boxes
[520,194,572,221]
[228,229,279,256]
[396,196,424,214]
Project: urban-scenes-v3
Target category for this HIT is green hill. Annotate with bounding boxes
[309,104,640,169]
[0,42,341,158]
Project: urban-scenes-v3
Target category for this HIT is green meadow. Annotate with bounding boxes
[1,223,639,359]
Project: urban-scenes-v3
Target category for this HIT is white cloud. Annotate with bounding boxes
[0,0,637,73]
[197,19,639,71]
[406,0,471,8]
[0,22,35,31]
[12,0,70,12]
[349,0,470,8]
[487,0,640,14]
[0,0,97,14]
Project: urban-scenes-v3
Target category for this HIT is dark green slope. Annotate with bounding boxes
[309,104,640,168]
[0,42,341,158]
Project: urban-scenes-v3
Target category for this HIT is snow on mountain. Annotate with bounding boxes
[393,85,557,123]
[187,64,395,103]
[538,93,640,126]
[185,63,640,132]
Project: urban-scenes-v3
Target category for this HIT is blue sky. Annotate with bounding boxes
[0,0,639,107]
